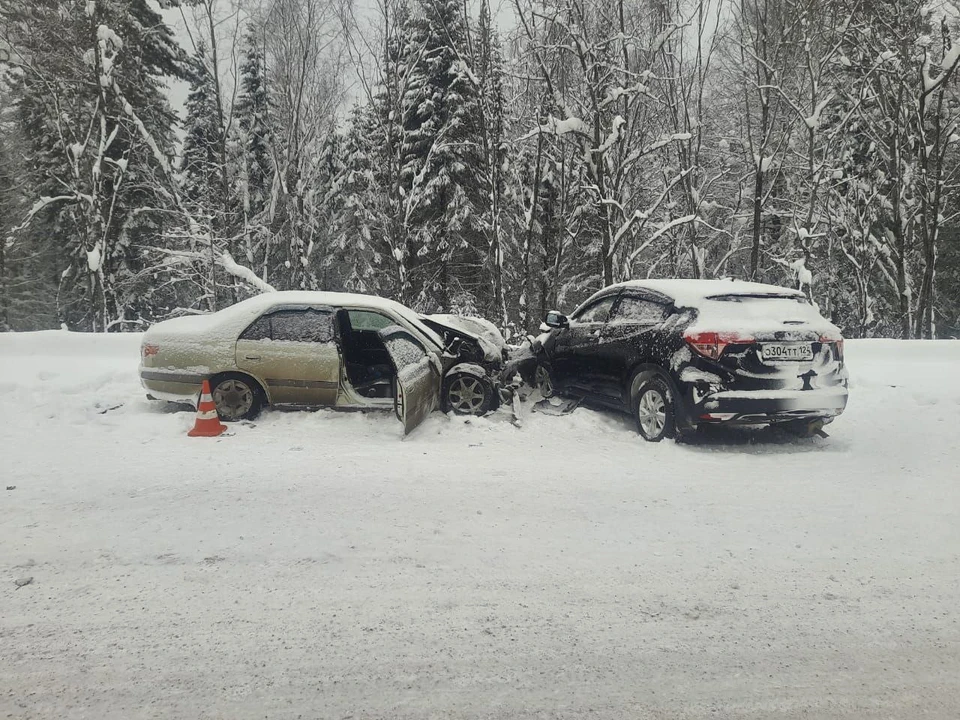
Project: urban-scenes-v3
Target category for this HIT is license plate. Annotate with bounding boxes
[761,343,813,362]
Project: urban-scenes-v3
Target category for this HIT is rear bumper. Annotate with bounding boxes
[692,387,848,425]
[140,368,203,406]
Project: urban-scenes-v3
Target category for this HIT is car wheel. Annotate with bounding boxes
[633,377,676,442]
[210,373,264,422]
[534,362,556,399]
[443,373,494,416]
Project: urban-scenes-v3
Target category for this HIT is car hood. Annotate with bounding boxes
[422,314,505,362]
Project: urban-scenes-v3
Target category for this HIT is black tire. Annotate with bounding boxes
[632,376,676,442]
[534,362,556,399]
[442,373,495,416]
[209,373,265,422]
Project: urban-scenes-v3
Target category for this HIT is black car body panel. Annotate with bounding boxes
[535,280,849,432]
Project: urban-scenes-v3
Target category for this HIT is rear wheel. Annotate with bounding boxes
[443,373,494,416]
[210,373,264,422]
[633,377,676,442]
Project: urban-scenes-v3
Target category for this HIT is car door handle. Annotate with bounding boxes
[245,355,261,361]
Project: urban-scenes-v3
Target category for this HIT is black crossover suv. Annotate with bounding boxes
[531,279,849,441]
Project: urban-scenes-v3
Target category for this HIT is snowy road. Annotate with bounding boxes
[2,332,959,719]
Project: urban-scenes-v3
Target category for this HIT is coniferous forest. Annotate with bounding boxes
[2,0,960,338]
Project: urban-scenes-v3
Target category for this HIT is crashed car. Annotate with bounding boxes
[531,279,849,441]
[140,291,517,433]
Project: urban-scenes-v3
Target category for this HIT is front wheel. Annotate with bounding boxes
[443,373,495,416]
[633,377,676,442]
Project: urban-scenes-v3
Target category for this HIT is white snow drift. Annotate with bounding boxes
[1,331,959,719]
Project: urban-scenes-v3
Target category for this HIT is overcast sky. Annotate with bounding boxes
[156,0,518,127]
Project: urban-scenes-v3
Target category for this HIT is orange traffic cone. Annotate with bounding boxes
[188,379,227,437]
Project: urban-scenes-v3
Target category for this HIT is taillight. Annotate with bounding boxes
[684,331,754,360]
[819,334,844,361]
[142,343,160,359]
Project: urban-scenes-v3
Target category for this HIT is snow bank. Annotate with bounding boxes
[2,332,960,718]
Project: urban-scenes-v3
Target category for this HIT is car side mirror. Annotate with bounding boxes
[544,311,569,329]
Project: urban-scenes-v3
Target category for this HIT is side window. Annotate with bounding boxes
[240,315,271,341]
[574,296,616,324]
[348,310,394,331]
[271,309,334,343]
[382,330,428,370]
[611,297,668,324]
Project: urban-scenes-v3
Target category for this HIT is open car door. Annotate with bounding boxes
[378,326,442,434]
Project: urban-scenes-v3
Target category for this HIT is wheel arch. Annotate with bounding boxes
[444,362,489,381]
[625,362,693,431]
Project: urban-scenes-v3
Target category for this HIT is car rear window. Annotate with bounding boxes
[270,309,334,343]
[705,293,808,304]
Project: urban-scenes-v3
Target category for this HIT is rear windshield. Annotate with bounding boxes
[693,292,827,329]
[705,293,808,304]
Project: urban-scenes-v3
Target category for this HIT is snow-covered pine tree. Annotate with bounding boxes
[331,104,389,294]
[471,0,509,327]
[0,114,21,331]
[180,39,234,310]
[300,129,346,291]
[1,0,186,330]
[398,0,486,312]
[181,41,227,231]
[233,22,277,282]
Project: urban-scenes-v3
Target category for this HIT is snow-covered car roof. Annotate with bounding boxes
[147,291,446,349]
[221,290,417,316]
[573,279,837,336]
[607,279,805,305]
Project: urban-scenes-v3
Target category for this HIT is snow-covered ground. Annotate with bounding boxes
[2,331,959,719]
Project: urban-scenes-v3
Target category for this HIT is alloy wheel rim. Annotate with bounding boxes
[213,379,253,420]
[535,366,553,397]
[448,376,485,413]
[638,389,666,437]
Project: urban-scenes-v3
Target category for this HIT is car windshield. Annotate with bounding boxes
[387,306,443,350]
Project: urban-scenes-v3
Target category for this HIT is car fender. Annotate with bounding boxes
[444,362,492,383]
